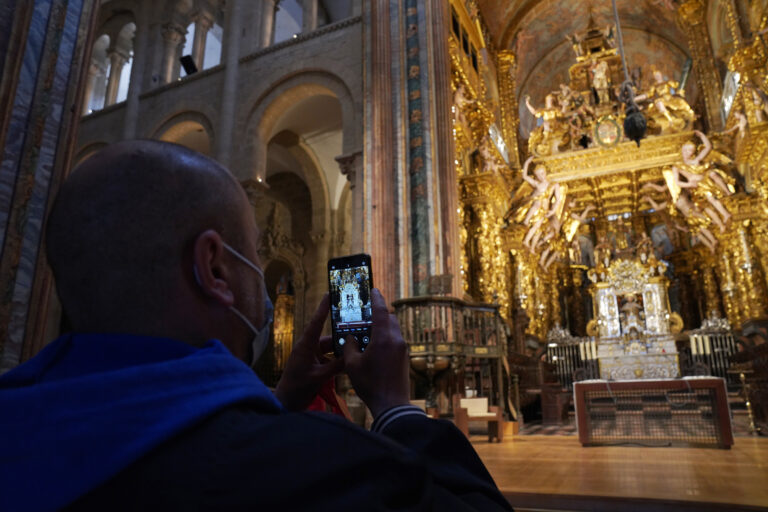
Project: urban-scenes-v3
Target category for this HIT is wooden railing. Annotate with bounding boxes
[393,296,514,419]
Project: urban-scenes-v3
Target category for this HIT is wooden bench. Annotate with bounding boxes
[452,395,504,442]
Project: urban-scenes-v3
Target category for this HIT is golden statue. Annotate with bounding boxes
[636,68,694,134]
[525,94,570,156]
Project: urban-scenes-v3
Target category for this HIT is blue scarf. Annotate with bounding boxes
[0,333,283,511]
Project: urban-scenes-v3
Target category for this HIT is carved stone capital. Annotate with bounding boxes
[161,22,186,44]
[497,50,516,68]
[335,150,363,187]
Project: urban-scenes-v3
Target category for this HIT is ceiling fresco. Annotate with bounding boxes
[518,27,697,136]
[475,0,697,136]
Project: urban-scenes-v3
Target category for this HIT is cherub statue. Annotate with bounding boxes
[563,202,595,243]
[477,136,503,174]
[453,83,475,126]
[566,33,583,58]
[747,87,768,123]
[642,193,718,252]
[724,111,748,141]
[523,183,565,250]
[525,94,569,156]
[635,68,695,134]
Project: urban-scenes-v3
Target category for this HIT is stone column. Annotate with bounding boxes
[192,16,213,70]
[677,0,724,130]
[81,62,100,114]
[366,0,397,302]
[302,0,318,32]
[104,49,127,106]
[216,0,242,167]
[260,0,278,48]
[335,151,364,252]
[160,22,185,84]
[496,50,521,168]
[0,0,98,372]
[123,11,148,138]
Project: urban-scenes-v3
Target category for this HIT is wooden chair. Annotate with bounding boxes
[452,395,504,442]
[409,399,439,419]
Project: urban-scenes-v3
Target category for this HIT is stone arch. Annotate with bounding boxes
[149,110,215,156]
[240,69,359,180]
[73,142,109,166]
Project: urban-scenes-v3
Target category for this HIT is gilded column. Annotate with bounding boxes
[700,264,724,320]
[496,50,521,168]
[734,224,768,322]
[678,0,724,130]
[718,244,740,327]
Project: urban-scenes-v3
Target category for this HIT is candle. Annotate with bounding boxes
[691,335,698,355]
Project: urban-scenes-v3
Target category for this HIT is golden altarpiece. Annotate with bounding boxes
[446,0,768,402]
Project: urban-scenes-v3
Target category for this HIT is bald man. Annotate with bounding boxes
[0,141,511,511]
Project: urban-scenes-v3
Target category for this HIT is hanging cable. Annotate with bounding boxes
[612,0,647,145]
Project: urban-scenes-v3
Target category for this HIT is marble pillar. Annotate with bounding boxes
[81,62,100,114]
[0,0,97,372]
[123,9,148,138]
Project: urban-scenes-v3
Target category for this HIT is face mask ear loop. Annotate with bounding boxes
[229,305,260,334]
[222,242,264,278]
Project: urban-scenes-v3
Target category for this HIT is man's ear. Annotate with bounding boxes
[192,229,235,307]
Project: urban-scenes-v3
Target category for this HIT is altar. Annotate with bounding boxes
[586,250,683,380]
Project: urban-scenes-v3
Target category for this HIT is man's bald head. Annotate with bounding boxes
[46,140,250,329]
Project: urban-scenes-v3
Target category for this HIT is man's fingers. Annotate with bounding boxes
[295,294,329,350]
[342,334,362,362]
[370,288,390,328]
[317,335,334,355]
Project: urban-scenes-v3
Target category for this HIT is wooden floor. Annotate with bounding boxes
[471,434,768,511]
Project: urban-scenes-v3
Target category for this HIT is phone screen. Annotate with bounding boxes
[328,254,373,355]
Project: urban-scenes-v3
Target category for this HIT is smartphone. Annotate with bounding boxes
[328,253,373,356]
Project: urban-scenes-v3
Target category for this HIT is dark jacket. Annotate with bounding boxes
[0,333,511,511]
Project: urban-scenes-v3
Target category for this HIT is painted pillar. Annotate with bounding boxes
[428,0,462,297]
[678,0,724,130]
[0,0,98,372]
[365,0,397,302]
[160,22,185,84]
[216,0,242,168]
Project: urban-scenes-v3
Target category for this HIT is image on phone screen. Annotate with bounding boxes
[329,256,372,354]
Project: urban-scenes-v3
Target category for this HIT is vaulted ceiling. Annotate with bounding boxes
[475,0,699,135]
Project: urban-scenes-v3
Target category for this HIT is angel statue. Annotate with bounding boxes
[642,193,718,252]
[723,111,748,141]
[563,202,596,243]
[747,86,768,123]
[525,93,570,156]
[635,68,695,134]
[515,157,566,251]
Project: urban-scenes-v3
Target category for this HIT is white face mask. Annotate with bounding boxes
[194,242,273,367]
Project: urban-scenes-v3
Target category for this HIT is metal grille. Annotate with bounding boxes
[582,386,725,447]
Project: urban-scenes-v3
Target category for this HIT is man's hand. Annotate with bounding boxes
[274,294,344,411]
[343,289,410,418]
